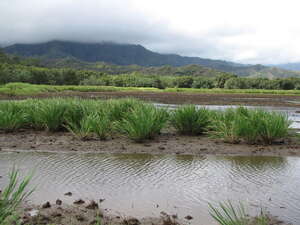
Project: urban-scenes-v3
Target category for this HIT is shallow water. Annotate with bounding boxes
[0,152,300,225]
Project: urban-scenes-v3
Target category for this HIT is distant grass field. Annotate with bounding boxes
[1,82,300,96]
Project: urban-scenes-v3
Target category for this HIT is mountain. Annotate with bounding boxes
[272,63,300,71]
[4,40,300,78]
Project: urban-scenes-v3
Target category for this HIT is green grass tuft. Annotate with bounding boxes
[116,104,169,142]
[170,105,211,135]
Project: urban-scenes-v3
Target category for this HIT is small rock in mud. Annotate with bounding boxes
[172,214,178,219]
[99,198,105,203]
[51,212,62,217]
[74,199,85,205]
[184,215,193,220]
[158,146,165,150]
[86,200,99,210]
[64,192,72,196]
[56,199,62,205]
[123,217,141,225]
[143,143,151,147]
[42,202,51,209]
[75,214,86,221]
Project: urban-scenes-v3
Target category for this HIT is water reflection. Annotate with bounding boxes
[0,152,299,225]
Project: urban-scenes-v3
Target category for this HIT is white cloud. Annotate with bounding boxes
[1,0,300,64]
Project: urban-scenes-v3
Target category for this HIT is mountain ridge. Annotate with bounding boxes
[4,40,300,78]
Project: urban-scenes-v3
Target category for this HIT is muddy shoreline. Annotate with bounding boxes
[2,91,300,107]
[1,130,300,157]
[20,201,289,225]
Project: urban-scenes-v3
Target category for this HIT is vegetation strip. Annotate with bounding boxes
[0,98,294,144]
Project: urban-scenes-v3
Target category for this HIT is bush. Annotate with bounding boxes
[170,105,211,135]
[192,77,214,89]
[224,78,248,89]
[173,76,194,88]
[116,104,169,142]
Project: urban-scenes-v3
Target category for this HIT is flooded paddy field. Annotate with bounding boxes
[0,152,299,225]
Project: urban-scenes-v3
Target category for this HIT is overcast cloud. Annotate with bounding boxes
[1,0,300,64]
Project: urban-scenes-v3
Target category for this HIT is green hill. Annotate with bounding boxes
[4,40,300,78]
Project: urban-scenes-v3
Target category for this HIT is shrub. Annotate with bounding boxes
[116,104,169,142]
[192,77,214,89]
[170,105,211,135]
[224,78,248,89]
[173,76,194,88]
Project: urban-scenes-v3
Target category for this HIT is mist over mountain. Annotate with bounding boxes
[4,40,300,78]
[272,63,300,71]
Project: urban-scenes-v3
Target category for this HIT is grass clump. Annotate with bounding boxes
[210,107,292,144]
[0,102,26,132]
[209,201,269,225]
[116,104,169,142]
[0,169,33,224]
[170,105,211,135]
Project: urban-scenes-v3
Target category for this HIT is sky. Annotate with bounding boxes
[1,0,300,64]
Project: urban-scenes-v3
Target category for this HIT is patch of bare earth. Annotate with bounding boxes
[2,91,300,107]
[1,130,300,157]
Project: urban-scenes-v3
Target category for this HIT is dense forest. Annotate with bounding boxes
[1,48,300,90]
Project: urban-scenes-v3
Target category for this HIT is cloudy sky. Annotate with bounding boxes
[1,0,300,64]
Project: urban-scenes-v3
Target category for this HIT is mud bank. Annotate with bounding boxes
[1,131,300,157]
[19,200,291,225]
[2,91,300,107]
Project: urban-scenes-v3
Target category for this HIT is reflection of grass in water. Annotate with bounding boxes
[228,156,287,171]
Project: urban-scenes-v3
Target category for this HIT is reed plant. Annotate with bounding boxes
[89,112,112,140]
[210,107,292,144]
[116,104,169,142]
[0,169,33,224]
[170,105,211,135]
[209,201,269,225]
[210,108,242,143]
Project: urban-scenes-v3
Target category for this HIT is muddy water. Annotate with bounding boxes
[0,152,300,225]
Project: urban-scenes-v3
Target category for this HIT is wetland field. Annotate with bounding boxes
[0,88,299,225]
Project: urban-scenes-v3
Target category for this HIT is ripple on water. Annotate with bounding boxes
[0,152,299,225]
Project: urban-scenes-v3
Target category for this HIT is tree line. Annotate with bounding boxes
[1,49,300,90]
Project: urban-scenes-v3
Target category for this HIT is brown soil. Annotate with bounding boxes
[21,202,184,225]
[19,201,291,225]
[2,91,300,107]
[1,130,300,157]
